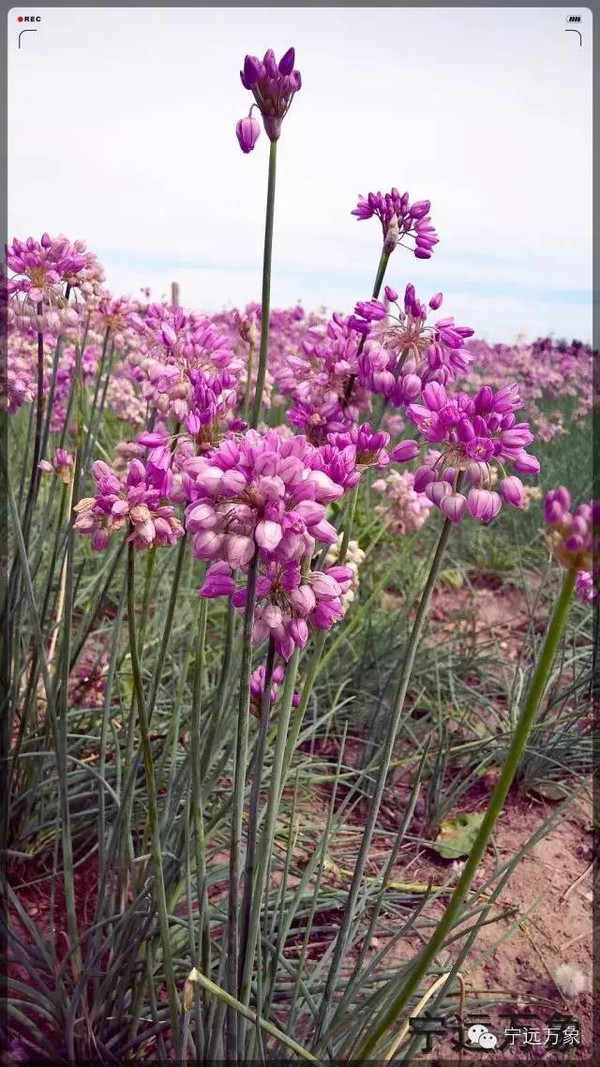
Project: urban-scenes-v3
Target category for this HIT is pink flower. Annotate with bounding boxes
[351,189,439,259]
[544,487,598,574]
[467,488,502,523]
[240,47,301,141]
[250,662,300,717]
[184,428,348,566]
[73,458,184,552]
[355,285,474,408]
[404,381,539,524]
[6,233,105,313]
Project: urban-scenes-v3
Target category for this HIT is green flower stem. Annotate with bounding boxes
[225,552,260,1057]
[126,542,180,1048]
[238,647,302,1056]
[243,340,256,423]
[138,546,156,658]
[147,533,187,723]
[238,639,276,1019]
[343,248,390,402]
[201,597,236,780]
[353,566,577,1060]
[190,597,211,1008]
[314,515,455,1050]
[21,305,45,548]
[280,630,327,797]
[337,483,359,565]
[52,338,86,997]
[185,967,323,1065]
[81,327,114,473]
[38,333,65,478]
[250,139,278,429]
[371,246,391,300]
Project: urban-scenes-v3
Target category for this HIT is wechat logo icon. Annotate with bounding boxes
[467,1023,499,1050]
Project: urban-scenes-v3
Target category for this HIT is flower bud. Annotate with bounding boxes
[390,439,419,463]
[440,492,467,523]
[278,47,295,75]
[500,476,524,508]
[236,115,261,154]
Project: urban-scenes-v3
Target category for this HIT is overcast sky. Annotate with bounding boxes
[8,7,593,342]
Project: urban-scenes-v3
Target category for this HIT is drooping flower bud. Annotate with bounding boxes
[236,115,261,154]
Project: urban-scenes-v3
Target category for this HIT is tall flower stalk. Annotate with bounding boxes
[225,553,259,1055]
[353,565,578,1060]
[250,139,278,427]
[237,47,301,428]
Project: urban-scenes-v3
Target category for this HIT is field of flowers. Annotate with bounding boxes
[2,46,596,1065]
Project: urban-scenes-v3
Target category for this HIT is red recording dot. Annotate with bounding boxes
[18,15,24,21]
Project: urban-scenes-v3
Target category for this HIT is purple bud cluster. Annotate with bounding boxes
[544,487,598,591]
[128,303,240,432]
[250,663,301,717]
[352,189,438,258]
[38,448,74,484]
[184,428,362,658]
[6,233,105,312]
[73,459,185,552]
[406,382,539,524]
[69,647,110,709]
[239,47,301,142]
[284,312,370,444]
[353,286,475,408]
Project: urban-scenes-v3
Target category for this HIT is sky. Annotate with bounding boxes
[8,6,594,343]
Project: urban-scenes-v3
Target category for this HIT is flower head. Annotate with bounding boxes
[250,663,300,718]
[354,286,475,408]
[372,470,434,535]
[184,428,345,567]
[201,556,352,660]
[405,381,539,523]
[6,234,104,312]
[74,459,184,552]
[544,486,598,574]
[240,47,301,141]
[38,448,74,485]
[351,189,438,258]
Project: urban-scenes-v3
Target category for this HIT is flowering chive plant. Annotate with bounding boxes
[4,39,595,1067]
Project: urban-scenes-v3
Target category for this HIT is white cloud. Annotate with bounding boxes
[8,6,593,340]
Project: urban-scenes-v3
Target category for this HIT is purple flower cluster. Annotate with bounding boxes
[353,286,475,408]
[201,558,353,662]
[69,647,109,709]
[239,47,301,142]
[352,189,438,258]
[128,303,239,431]
[38,448,74,485]
[250,663,300,717]
[184,428,343,567]
[372,470,434,536]
[74,459,185,552]
[185,428,360,659]
[407,382,539,523]
[284,312,370,444]
[544,488,598,592]
[6,233,105,310]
